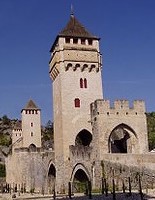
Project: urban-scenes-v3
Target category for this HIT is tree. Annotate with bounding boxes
[0,164,6,177]
[2,115,10,126]
[146,112,155,151]
[41,120,54,149]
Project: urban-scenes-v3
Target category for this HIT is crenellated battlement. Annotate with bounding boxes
[91,99,146,116]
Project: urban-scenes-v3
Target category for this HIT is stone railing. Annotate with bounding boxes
[69,145,92,161]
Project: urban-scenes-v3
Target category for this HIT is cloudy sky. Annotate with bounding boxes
[0,0,155,124]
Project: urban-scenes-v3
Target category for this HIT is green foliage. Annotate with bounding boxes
[1,115,11,125]
[73,181,87,193]
[0,134,11,147]
[42,120,54,141]
[146,112,155,151]
[0,164,6,177]
[92,188,100,194]
[41,120,54,149]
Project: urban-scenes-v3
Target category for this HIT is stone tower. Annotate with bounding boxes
[21,99,41,148]
[49,13,103,190]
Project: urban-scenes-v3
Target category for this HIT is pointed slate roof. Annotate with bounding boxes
[23,99,39,110]
[59,14,98,39]
[50,14,99,52]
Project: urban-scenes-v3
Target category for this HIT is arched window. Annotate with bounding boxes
[67,63,72,68]
[75,64,80,69]
[84,78,87,88]
[80,78,83,88]
[74,98,80,108]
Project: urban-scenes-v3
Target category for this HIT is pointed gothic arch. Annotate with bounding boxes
[75,129,92,146]
[66,63,72,71]
[29,144,37,152]
[108,123,138,153]
[47,163,56,194]
[70,163,90,193]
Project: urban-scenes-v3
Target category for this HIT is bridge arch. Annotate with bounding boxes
[70,163,90,193]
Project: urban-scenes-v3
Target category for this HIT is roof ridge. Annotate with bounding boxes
[24,99,39,110]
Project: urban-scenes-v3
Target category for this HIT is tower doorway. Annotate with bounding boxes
[48,164,56,194]
[71,164,90,193]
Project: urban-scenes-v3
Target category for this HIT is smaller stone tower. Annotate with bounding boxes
[6,99,49,193]
[12,120,22,151]
[21,99,41,148]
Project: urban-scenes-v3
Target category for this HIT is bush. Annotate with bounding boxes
[0,164,6,177]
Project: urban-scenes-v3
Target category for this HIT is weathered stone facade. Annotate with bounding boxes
[5,13,154,195]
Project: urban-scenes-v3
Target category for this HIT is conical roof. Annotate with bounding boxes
[59,14,98,39]
[23,99,39,110]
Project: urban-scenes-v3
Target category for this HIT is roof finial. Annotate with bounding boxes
[71,4,74,16]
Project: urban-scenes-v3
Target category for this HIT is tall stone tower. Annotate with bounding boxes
[21,99,41,148]
[49,13,103,190]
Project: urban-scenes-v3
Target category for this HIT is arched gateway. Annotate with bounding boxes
[47,163,56,194]
[70,163,90,193]
[108,123,138,153]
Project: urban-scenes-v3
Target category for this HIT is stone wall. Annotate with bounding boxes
[101,158,155,191]
[5,149,55,193]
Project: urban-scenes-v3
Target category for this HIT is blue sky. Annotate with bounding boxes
[0,0,155,125]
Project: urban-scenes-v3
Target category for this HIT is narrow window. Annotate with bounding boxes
[29,110,31,114]
[35,110,38,114]
[74,98,80,108]
[81,38,85,45]
[88,39,93,45]
[65,38,70,43]
[31,132,33,137]
[80,78,83,88]
[31,122,33,127]
[73,38,78,44]
[84,78,87,88]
